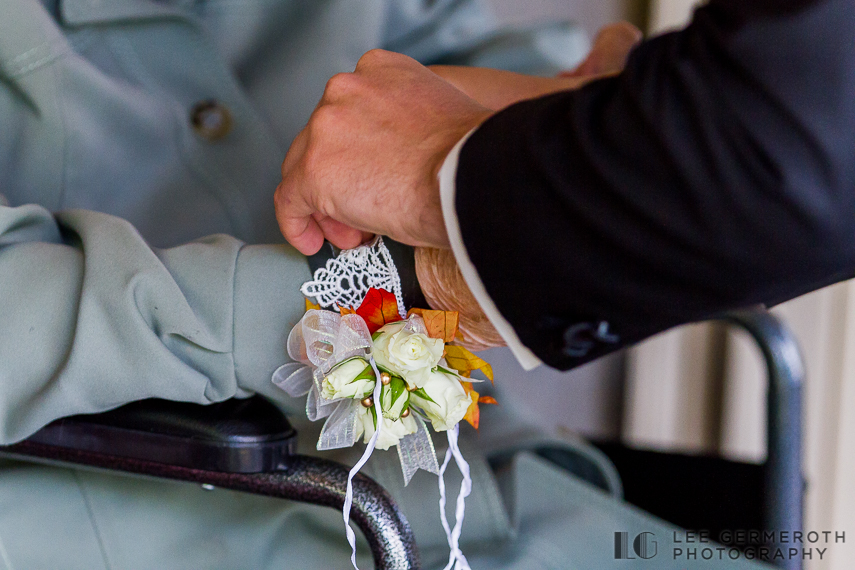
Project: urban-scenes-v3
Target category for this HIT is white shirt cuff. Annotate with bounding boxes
[438,130,542,371]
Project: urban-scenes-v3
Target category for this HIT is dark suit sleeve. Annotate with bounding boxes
[455,0,855,370]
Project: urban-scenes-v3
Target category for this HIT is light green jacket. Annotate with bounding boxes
[0,0,584,442]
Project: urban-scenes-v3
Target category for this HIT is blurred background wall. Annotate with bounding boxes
[485,1,854,568]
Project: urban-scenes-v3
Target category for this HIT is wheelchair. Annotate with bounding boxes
[0,308,803,570]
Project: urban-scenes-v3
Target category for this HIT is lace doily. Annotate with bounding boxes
[301,237,406,317]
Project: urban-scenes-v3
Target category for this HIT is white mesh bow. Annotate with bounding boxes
[272,310,440,479]
[273,310,372,449]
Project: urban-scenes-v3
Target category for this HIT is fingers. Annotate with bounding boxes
[276,129,325,255]
[277,123,372,253]
[276,192,326,255]
[562,22,643,78]
[313,214,365,250]
[280,128,308,181]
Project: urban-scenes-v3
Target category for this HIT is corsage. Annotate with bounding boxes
[272,238,495,570]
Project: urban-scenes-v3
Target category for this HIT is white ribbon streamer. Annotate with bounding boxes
[438,425,472,570]
[343,357,385,570]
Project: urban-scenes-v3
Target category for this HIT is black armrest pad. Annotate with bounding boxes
[25,397,296,473]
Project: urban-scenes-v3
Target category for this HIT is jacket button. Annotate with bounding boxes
[562,323,595,357]
[561,321,619,358]
[190,100,233,141]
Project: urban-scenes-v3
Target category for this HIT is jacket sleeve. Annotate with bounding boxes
[0,203,309,442]
[454,0,855,370]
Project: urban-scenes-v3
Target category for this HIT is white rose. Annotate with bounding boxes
[357,408,418,451]
[373,320,444,386]
[321,358,375,400]
[408,370,471,431]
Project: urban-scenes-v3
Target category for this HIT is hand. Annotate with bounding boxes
[275,49,492,256]
[429,22,642,111]
[560,22,642,78]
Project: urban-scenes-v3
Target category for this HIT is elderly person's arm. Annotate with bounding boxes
[0,202,308,442]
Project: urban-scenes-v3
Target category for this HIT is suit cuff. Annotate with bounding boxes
[439,130,542,370]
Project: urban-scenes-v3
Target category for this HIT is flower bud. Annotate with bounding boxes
[408,369,471,431]
[358,407,418,451]
[321,358,375,401]
[380,376,410,421]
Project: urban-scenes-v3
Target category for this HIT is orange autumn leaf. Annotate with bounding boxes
[305,298,321,312]
[462,383,480,429]
[339,306,356,316]
[407,308,459,343]
[444,345,494,383]
[355,287,402,334]
[462,382,498,430]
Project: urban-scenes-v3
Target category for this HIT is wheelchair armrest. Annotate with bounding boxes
[23,396,297,473]
[0,396,419,570]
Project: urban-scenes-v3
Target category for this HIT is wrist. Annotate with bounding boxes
[421,111,492,250]
[414,247,504,351]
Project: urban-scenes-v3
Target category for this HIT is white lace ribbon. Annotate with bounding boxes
[301,237,406,318]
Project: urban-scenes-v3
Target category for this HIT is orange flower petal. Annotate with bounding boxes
[407,308,459,342]
[462,382,481,430]
[355,288,402,334]
[461,382,498,430]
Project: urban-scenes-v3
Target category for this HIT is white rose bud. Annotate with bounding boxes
[358,408,418,451]
[408,369,472,432]
[373,320,444,387]
[380,376,410,421]
[321,358,375,401]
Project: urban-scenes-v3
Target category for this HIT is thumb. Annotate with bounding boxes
[275,181,326,255]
